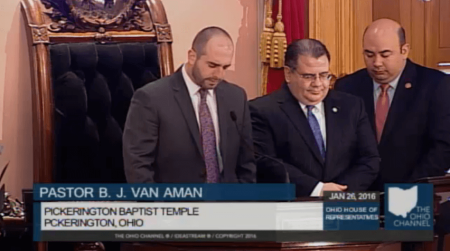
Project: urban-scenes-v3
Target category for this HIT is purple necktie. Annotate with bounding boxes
[306,105,325,159]
[199,89,220,183]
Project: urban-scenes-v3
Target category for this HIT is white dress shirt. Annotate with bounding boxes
[299,101,326,196]
[182,64,220,144]
[373,71,402,109]
[181,64,223,171]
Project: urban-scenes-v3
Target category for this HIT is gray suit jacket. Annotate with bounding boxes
[123,69,256,183]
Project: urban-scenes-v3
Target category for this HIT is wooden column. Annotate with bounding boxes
[309,0,372,77]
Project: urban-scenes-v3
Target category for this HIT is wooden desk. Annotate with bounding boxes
[416,175,450,193]
[119,186,450,251]
[3,178,449,251]
[121,241,401,251]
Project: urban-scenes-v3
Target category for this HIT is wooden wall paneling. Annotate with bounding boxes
[337,0,354,77]
[309,0,359,77]
[440,0,450,48]
[410,0,425,65]
[425,0,440,68]
[398,0,425,65]
[399,0,412,58]
[310,0,372,77]
[308,0,319,43]
[353,0,373,71]
[309,0,338,76]
[373,0,400,22]
[431,0,450,69]
[372,0,425,65]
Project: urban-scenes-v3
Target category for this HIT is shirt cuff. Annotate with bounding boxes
[310,182,324,197]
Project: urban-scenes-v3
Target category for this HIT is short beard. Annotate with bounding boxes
[191,62,204,87]
[192,62,218,89]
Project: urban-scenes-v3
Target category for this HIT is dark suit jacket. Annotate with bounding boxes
[335,59,450,191]
[123,70,256,183]
[249,84,380,197]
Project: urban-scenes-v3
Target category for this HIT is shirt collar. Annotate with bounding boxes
[299,101,324,113]
[373,67,404,92]
[182,64,214,97]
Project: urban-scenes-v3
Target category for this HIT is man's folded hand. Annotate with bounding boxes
[320,182,347,196]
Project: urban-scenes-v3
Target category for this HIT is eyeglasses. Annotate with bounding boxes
[292,69,332,82]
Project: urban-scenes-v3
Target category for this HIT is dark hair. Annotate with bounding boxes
[398,27,406,46]
[363,26,406,46]
[192,26,233,55]
[284,39,330,70]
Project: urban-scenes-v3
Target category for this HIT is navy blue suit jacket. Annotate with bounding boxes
[335,59,450,191]
[249,84,380,197]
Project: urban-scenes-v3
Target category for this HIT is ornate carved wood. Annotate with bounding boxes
[20,0,174,182]
[20,1,174,250]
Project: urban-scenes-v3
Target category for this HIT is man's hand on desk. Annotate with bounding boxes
[320,183,347,196]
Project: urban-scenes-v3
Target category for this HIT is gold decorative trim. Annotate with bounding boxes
[260,0,274,95]
[260,0,274,64]
[29,24,50,44]
[269,0,287,69]
[155,23,172,43]
[261,65,269,95]
[94,33,112,43]
[259,0,287,94]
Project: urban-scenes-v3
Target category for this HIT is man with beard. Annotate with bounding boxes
[249,39,379,197]
[123,27,256,183]
[334,19,450,191]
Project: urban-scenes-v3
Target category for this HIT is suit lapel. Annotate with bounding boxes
[215,83,228,163]
[323,92,342,172]
[278,85,324,165]
[380,60,417,144]
[172,71,203,157]
[358,73,376,132]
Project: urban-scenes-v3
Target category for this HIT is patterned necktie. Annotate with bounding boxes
[306,105,326,159]
[375,84,391,142]
[198,89,220,183]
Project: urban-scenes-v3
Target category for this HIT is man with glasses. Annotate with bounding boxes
[249,39,379,197]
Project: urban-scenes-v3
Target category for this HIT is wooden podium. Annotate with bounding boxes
[118,236,450,251]
[121,241,402,251]
[118,177,450,251]
[1,176,449,251]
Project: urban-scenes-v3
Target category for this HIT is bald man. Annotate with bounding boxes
[335,19,450,191]
[123,26,256,183]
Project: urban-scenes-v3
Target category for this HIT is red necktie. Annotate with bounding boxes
[376,84,391,142]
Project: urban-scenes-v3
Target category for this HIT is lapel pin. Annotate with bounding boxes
[332,107,338,113]
[405,83,412,89]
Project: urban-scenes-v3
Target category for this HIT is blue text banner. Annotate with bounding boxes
[33,184,296,201]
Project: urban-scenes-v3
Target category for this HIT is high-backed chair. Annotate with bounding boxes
[21,0,174,185]
[21,1,173,250]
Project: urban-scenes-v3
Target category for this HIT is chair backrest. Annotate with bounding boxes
[21,0,174,183]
